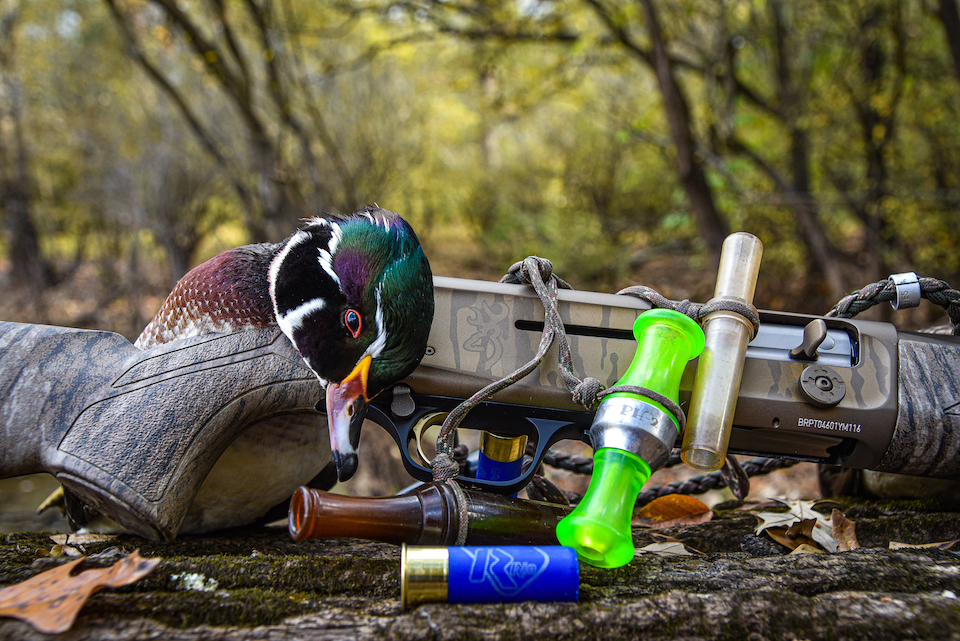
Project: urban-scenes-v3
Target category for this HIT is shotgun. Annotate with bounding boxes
[2,275,958,540]
[372,275,960,496]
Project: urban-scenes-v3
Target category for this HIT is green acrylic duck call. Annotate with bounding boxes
[556,309,704,568]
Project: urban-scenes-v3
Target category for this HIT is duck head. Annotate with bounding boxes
[268,207,434,482]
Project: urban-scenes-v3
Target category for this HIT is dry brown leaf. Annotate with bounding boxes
[638,495,711,521]
[889,540,960,550]
[49,534,117,546]
[634,533,704,556]
[752,499,839,552]
[790,543,826,555]
[41,544,83,559]
[764,524,818,551]
[761,526,794,549]
[635,541,692,557]
[634,495,713,529]
[0,550,159,634]
[832,509,860,551]
[787,519,816,540]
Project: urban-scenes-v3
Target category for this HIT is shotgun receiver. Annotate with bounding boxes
[1,276,958,540]
[367,276,960,495]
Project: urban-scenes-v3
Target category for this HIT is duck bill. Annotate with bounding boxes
[325,355,371,482]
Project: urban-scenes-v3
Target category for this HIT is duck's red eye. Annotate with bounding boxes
[344,309,362,338]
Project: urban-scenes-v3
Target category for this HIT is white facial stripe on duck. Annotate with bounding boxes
[276,297,328,339]
[317,221,343,287]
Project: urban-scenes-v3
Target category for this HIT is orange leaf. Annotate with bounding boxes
[635,495,712,529]
[0,550,159,634]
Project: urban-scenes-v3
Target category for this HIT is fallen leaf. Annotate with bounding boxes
[752,499,828,534]
[759,526,793,549]
[890,540,960,550]
[0,550,159,634]
[50,534,117,546]
[635,541,691,556]
[638,495,711,521]
[634,495,713,529]
[790,543,826,555]
[635,533,704,557]
[787,518,816,540]
[752,499,839,552]
[764,524,818,551]
[832,509,860,551]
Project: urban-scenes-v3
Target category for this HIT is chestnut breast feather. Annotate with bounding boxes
[135,244,277,349]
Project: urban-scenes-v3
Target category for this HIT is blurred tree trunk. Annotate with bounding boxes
[722,0,848,302]
[770,0,844,301]
[938,0,960,85]
[586,0,728,267]
[103,0,342,241]
[0,2,51,292]
[637,0,727,267]
[144,148,222,288]
[827,3,905,296]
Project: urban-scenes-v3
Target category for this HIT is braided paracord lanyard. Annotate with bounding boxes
[429,257,593,544]
[537,447,800,508]
[429,256,763,537]
[826,276,960,335]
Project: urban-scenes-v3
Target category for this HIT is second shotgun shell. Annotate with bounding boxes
[476,431,528,484]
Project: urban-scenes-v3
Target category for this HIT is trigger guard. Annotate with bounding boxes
[411,411,449,466]
[365,397,592,495]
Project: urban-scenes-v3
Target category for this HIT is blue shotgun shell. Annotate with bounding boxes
[476,431,527,484]
[401,544,579,607]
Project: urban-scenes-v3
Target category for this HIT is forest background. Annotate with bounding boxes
[2,0,960,337]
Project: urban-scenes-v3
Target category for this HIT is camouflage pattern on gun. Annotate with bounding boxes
[371,276,960,493]
[2,276,959,540]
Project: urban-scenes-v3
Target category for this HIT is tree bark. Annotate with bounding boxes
[0,4,50,291]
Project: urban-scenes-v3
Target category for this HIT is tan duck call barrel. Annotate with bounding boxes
[681,232,763,471]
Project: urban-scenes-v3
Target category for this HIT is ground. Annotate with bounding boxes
[2,496,960,640]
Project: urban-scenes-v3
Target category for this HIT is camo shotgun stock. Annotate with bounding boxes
[0,323,322,541]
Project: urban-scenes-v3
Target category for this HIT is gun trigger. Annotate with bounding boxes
[391,383,416,419]
[790,319,828,361]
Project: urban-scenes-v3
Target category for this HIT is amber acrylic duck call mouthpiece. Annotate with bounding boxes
[288,482,570,546]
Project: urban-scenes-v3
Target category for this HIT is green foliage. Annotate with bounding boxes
[2,0,960,326]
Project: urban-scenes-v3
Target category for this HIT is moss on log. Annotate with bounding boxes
[1,499,959,640]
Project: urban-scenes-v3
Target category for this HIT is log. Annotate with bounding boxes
[1,499,959,640]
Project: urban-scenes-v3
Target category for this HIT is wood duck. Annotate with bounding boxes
[137,206,434,485]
